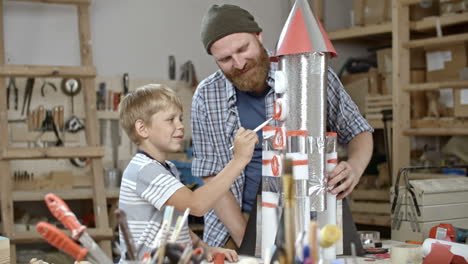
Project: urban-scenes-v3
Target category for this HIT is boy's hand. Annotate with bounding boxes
[205,247,238,262]
[233,127,258,165]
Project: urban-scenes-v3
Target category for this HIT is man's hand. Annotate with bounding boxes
[205,247,238,262]
[328,131,373,200]
[327,161,360,200]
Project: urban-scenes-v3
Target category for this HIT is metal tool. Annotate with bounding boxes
[169,56,176,80]
[6,77,19,110]
[44,193,113,264]
[36,222,98,263]
[40,79,57,97]
[61,78,81,114]
[21,78,35,116]
[115,209,137,261]
[122,73,129,95]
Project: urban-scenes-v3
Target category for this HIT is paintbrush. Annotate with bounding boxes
[309,221,318,263]
[229,117,273,150]
[114,209,137,261]
[282,158,295,264]
[170,208,190,243]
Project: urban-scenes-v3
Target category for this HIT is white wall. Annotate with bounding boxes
[4,0,370,80]
[4,0,290,80]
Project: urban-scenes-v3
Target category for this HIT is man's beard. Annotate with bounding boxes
[223,44,270,94]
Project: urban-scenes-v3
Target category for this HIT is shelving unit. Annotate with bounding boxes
[0,0,113,262]
[392,0,468,180]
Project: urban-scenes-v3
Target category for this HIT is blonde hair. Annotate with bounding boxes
[119,84,182,144]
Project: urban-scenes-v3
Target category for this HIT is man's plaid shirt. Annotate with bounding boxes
[191,61,373,247]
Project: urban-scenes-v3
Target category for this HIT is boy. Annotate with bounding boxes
[118,84,257,262]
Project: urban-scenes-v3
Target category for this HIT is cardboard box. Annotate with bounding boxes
[410,1,439,21]
[425,43,467,82]
[341,69,381,95]
[354,0,391,26]
[455,68,468,117]
[377,48,426,74]
[439,0,468,15]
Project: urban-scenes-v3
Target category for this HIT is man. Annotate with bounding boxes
[191,4,373,252]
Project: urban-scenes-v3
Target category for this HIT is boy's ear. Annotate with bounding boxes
[134,119,148,139]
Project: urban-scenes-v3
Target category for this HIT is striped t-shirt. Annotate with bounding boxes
[118,152,191,260]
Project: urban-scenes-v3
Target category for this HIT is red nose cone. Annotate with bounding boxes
[276,0,337,57]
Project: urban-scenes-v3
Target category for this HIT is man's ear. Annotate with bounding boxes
[134,119,148,139]
[256,32,263,43]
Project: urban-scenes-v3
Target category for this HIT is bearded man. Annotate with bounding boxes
[191,4,374,255]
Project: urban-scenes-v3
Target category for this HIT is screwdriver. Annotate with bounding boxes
[44,193,113,264]
[36,221,97,263]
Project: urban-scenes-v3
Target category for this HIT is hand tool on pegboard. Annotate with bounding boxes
[61,78,81,114]
[21,78,35,116]
[6,77,18,110]
[44,193,113,264]
[40,79,57,97]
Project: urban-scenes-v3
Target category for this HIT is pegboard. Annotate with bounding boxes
[6,76,194,183]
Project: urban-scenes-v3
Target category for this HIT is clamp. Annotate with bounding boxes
[391,165,468,231]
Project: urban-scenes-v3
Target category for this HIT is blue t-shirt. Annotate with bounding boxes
[235,87,270,213]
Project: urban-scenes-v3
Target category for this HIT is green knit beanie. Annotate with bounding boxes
[200,4,262,54]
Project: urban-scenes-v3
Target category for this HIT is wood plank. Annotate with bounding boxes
[0,162,14,238]
[328,23,392,41]
[1,146,104,160]
[97,111,119,120]
[399,0,426,6]
[403,128,468,136]
[351,189,391,201]
[352,213,391,227]
[350,201,391,215]
[9,228,113,243]
[11,188,119,201]
[411,13,468,31]
[367,118,385,129]
[78,4,111,257]
[411,118,468,128]
[10,0,90,5]
[0,65,96,78]
[367,95,393,101]
[403,32,468,49]
[405,80,468,91]
[392,2,411,185]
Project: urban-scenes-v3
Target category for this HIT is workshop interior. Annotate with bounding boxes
[1,0,468,264]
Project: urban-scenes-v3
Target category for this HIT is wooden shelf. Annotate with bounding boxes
[11,0,91,5]
[97,111,119,120]
[403,128,468,136]
[1,146,104,160]
[351,189,390,201]
[411,13,468,31]
[352,212,391,227]
[328,23,392,41]
[411,118,468,129]
[367,118,385,129]
[405,80,468,91]
[403,32,468,49]
[0,65,96,78]
[8,228,113,244]
[12,188,119,202]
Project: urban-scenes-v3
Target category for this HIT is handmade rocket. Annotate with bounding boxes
[261,0,340,261]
